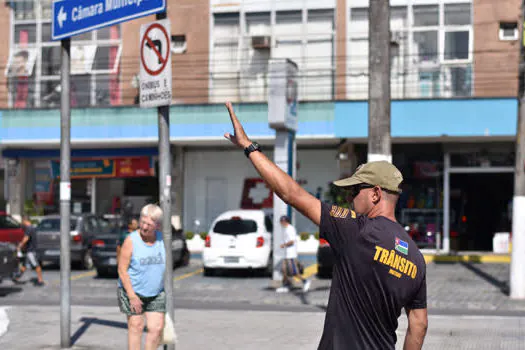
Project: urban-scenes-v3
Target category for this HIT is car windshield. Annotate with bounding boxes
[213,219,257,235]
[0,215,21,229]
[37,218,77,231]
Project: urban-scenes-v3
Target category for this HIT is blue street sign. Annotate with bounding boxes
[52,0,166,41]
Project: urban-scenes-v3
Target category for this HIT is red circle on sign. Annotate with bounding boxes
[140,23,170,76]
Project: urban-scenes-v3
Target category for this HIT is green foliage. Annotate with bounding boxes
[199,232,208,240]
[325,184,350,208]
[314,232,320,240]
[185,231,195,240]
[299,232,310,241]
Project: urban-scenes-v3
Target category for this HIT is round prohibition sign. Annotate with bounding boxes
[140,23,170,76]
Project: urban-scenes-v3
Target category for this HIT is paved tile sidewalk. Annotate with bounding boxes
[1,306,524,349]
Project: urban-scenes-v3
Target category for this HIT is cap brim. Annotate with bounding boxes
[332,175,365,188]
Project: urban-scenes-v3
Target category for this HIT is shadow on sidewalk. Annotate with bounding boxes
[71,317,128,345]
[460,262,510,296]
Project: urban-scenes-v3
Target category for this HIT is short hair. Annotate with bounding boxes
[279,215,290,223]
[140,204,163,224]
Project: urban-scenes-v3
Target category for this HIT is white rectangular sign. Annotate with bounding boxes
[139,19,172,108]
[268,59,298,131]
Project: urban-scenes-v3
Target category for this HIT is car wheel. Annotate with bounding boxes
[179,247,190,267]
[96,267,108,278]
[203,267,215,277]
[81,249,94,270]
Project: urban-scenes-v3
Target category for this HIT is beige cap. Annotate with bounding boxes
[333,161,403,193]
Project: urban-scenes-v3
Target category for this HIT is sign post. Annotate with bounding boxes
[52,0,166,346]
[139,16,174,349]
[267,58,298,285]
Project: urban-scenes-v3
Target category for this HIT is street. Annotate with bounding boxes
[0,255,525,348]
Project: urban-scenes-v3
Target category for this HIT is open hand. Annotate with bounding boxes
[224,102,252,149]
[129,295,143,314]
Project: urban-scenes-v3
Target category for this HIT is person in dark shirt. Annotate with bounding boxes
[14,215,45,286]
[222,102,427,350]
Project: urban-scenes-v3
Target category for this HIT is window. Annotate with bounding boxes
[6,2,122,108]
[0,215,21,229]
[211,13,240,103]
[171,35,187,54]
[213,219,258,235]
[499,22,518,41]
[37,218,77,231]
[348,3,472,99]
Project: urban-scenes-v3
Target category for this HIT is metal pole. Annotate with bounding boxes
[155,11,174,349]
[367,0,391,163]
[91,177,96,214]
[59,37,71,348]
[443,152,450,254]
[510,0,525,299]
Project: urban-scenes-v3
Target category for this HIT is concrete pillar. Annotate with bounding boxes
[7,158,27,221]
[171,146,184,230]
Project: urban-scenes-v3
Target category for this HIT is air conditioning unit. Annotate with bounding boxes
[251,35,271,49]
[390,32,402,47]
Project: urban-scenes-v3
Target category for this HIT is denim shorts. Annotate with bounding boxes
[117,288,166,316]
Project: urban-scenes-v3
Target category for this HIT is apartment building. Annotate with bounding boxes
[0,0,520,252]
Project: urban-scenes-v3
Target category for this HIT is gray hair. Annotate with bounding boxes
[140,204,163,224]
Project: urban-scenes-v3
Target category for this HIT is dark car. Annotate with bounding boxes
[35,214,108,270]
[316,237,334,278]
[0,242,18,284]
[92,222,190,278]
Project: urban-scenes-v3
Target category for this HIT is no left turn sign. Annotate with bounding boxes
[139,19,172,108]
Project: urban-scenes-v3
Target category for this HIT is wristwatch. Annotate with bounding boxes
[244,142,262,158]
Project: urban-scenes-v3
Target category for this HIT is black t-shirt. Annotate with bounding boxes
[24,226,37,252]
[318,203,427,350]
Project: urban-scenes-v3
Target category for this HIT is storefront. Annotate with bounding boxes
[3,147,159,217]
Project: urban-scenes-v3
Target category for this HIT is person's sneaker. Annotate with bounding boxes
[35,281,45,287]
[276,286,290,293]
[302,279,311,293]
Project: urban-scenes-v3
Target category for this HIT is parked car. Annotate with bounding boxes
[35,214,108,270]
[0,242,18,284]
[316,237,334,278]
[202,209,273,277]
[0,212,25,244]
[91,220,190,278]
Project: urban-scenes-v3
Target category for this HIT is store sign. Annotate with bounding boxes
[115,157,154,177]
[51,157,154,179]
[240,178,273,209]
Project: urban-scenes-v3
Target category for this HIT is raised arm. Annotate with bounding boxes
[224,102,321,226]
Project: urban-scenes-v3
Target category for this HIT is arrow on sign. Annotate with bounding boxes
[57,6,67,28]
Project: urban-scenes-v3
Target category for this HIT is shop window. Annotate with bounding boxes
[41,47,61,76]
[413,31,438,63]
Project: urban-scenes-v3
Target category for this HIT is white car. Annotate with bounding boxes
[202,210,273,276]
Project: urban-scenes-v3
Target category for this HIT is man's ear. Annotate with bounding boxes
[372,186,382,204]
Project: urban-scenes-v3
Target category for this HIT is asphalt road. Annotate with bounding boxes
[2,254,525,317]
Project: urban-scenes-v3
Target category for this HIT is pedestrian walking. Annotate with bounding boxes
[223,102,427,350]
[117,204,166,350]
[276,215,311,293]
[13,215,45,286]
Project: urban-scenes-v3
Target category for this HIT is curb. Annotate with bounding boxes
[0,307,9,339]
[424,254,511,264]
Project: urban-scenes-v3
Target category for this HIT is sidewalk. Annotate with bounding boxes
[1,305,524,349]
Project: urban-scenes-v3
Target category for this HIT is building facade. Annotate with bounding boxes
[0,0,520,253]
